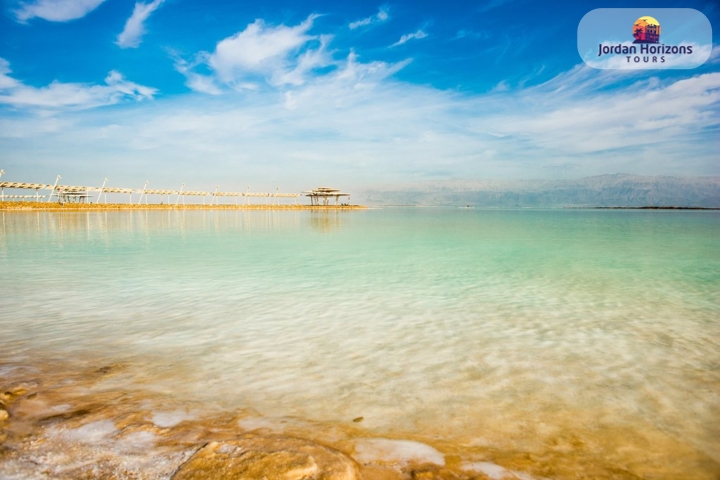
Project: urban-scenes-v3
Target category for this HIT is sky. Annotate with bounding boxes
[0,0,718,194]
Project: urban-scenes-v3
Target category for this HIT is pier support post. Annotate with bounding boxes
[138,181,149,205]
[176,183,185,205]
[96,178,108,204]
[47,175,61,203]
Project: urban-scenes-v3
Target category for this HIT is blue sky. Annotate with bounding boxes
[0,0,718,193]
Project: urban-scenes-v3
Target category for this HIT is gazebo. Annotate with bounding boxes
[303,187,351,206]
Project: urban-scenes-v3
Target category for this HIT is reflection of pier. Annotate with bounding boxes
[302,187,351,206]
[309,210,345,232]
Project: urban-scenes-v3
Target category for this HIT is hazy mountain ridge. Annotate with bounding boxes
[362,174,720,207]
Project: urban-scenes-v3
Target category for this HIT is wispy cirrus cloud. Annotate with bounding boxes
[453,29,488,41]
[116,0,165,49]
[4,55,718,193]
[0,58,156,109]
[2,8,718,189]
[172,53,223,95]
[349,6,389,30]
[391,29,428,47]
[13,0,107,22]
[477,0,521,14]
[484,68,720,162]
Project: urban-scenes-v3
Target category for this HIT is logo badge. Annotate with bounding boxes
[577,9,712,69]
[632,16,660,44]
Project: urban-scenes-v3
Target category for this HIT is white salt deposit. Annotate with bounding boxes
[55,420,116,444]
[116,430,157,452]
[151,410,193,428]
[353,438,445,467]
[462,461,538,480]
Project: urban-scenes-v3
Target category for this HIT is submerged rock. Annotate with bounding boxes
[171,434,360,480]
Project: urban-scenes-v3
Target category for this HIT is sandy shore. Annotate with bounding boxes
[0,201,366,211]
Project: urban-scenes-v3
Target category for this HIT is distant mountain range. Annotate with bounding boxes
[361,174,720,207]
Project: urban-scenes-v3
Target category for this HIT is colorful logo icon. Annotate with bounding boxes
[633,16,660,44]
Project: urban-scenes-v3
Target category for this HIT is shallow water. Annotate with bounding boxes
[1,208,719,478]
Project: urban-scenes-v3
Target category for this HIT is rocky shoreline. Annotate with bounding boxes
[0,362,522,480]
[1,358,718,479]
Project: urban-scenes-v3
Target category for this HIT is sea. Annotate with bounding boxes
[1,208,718,479]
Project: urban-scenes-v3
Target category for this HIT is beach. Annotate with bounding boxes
[1,208,719,479]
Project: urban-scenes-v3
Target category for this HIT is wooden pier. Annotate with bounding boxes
[0,171,359,209]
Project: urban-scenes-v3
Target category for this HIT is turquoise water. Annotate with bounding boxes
[1,208,719,476]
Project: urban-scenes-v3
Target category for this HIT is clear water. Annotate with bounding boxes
[1,208,719,477]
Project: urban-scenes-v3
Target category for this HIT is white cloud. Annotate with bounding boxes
[2,9,718,190]
[471,67,720,166]
[273,34,334,86]
[173,54,223,95]
[209,15,320,83]
[4,59,718,193]
[709,45,720,64]
[349,6,390,30]
[391,30,428,47]
[176,14,341,92]
[13,0,106,22]
[0,58,156,109]
[116,0,165,49]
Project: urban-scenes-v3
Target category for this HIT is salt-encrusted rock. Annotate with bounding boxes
[172,434,360,480]
[5,381,38,397]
